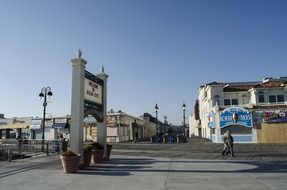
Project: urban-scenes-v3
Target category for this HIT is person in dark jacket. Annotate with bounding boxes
[222,131,234,157]
[134,132,139,143]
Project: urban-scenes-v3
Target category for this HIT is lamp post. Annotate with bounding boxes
[182,103,186,136]
[39,87,53,152]
[154,104,159,135]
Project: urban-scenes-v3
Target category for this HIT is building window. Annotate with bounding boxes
[242,95,247,104]
[214,95,220,106]
[277,95,285,102]
[224,99,231,106]
[224,98,238,106]
[258,91,265,103]
[269,95,276,103]
[232,99,238,105]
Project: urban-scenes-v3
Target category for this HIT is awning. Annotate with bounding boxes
[52,123,69,129]
[0,123,29,129]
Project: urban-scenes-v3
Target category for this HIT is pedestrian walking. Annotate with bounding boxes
[222,130,234,157]
[134,132,139,143]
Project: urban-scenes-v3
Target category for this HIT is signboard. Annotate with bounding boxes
[253,110,287,124]
[44,119,53,128]
[30,119,42,129]
[84,70,103,106]
[84,70,104,122]
[220,107,252,128]
[84,78,103,105]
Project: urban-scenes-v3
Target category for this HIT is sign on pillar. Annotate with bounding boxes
[70,49,108,164]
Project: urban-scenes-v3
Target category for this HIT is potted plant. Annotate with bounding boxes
[60,150,81,173]
[83,144,93,167]
[91,142,104,164]
[104,144,112,161]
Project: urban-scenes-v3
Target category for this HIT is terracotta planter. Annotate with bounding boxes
[104,145,112,161]
[83,151,92,167]
[60,155,81,173]
[92,149,104,164]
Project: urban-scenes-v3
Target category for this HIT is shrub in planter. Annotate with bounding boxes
[83,144,93,167]
[60,150,81,173]
[91,142,104,164]
[104,144,112,161]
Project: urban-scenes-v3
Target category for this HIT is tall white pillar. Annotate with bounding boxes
[70,50,86,163]
[97,66,108,157]
[214,104,222,143]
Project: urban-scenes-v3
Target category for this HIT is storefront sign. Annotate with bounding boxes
[30,119,42,129]
[220,107,252,128]
[253,110,287,123]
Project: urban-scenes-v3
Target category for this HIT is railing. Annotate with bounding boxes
[0,139,65,162]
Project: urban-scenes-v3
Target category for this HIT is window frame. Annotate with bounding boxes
[258,91,265,103]
[224,99,231,106]
[277,95,285,102]
[268,95,276,103]
[224,98,238,106]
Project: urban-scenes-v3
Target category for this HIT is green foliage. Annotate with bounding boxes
[83,144,93,152]
[92,142,104,150]
[62,150,77,157]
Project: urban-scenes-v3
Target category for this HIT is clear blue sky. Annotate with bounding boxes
[1,0,287,125]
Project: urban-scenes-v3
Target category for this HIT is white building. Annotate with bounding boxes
[190,77,287,143]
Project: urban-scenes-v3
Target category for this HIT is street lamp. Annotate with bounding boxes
[154,104,159,135]
[182,103,186,136]
[39,87,53,152]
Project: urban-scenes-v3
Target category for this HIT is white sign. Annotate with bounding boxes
[84,78,103,105]
[54,118,67,124]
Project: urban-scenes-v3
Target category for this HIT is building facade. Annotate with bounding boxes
[0,116,70,141]
[190,77,287,143]
[106,111,156,142]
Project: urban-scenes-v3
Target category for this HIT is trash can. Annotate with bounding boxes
[156,136,163,143]
[168,135,174,143]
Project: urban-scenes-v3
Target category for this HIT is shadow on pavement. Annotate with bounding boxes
[78,170,131,176]
[85,157,287,174]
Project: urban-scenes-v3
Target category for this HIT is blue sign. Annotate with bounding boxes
[220,107,253,128]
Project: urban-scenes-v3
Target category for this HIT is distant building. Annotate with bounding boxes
[0,116,70,140]
[105,111,156,142]
[0,114,4,119]
[190,77,287,143]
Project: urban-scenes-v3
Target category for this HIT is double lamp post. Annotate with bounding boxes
[39,87,53,152]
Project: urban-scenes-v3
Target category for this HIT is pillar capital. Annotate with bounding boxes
[71,58,87,66]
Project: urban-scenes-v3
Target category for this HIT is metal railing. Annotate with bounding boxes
[0,139,64,162]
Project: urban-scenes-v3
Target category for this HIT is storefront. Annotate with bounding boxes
[210,106,255,143]
[253,109,287,143]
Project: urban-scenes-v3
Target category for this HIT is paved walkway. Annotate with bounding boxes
[111,137,287,161]
[1,137,287,190]
[0,153,287,190]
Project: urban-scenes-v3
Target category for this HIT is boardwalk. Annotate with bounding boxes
[0,136,286,190]
[111,136,287,161]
